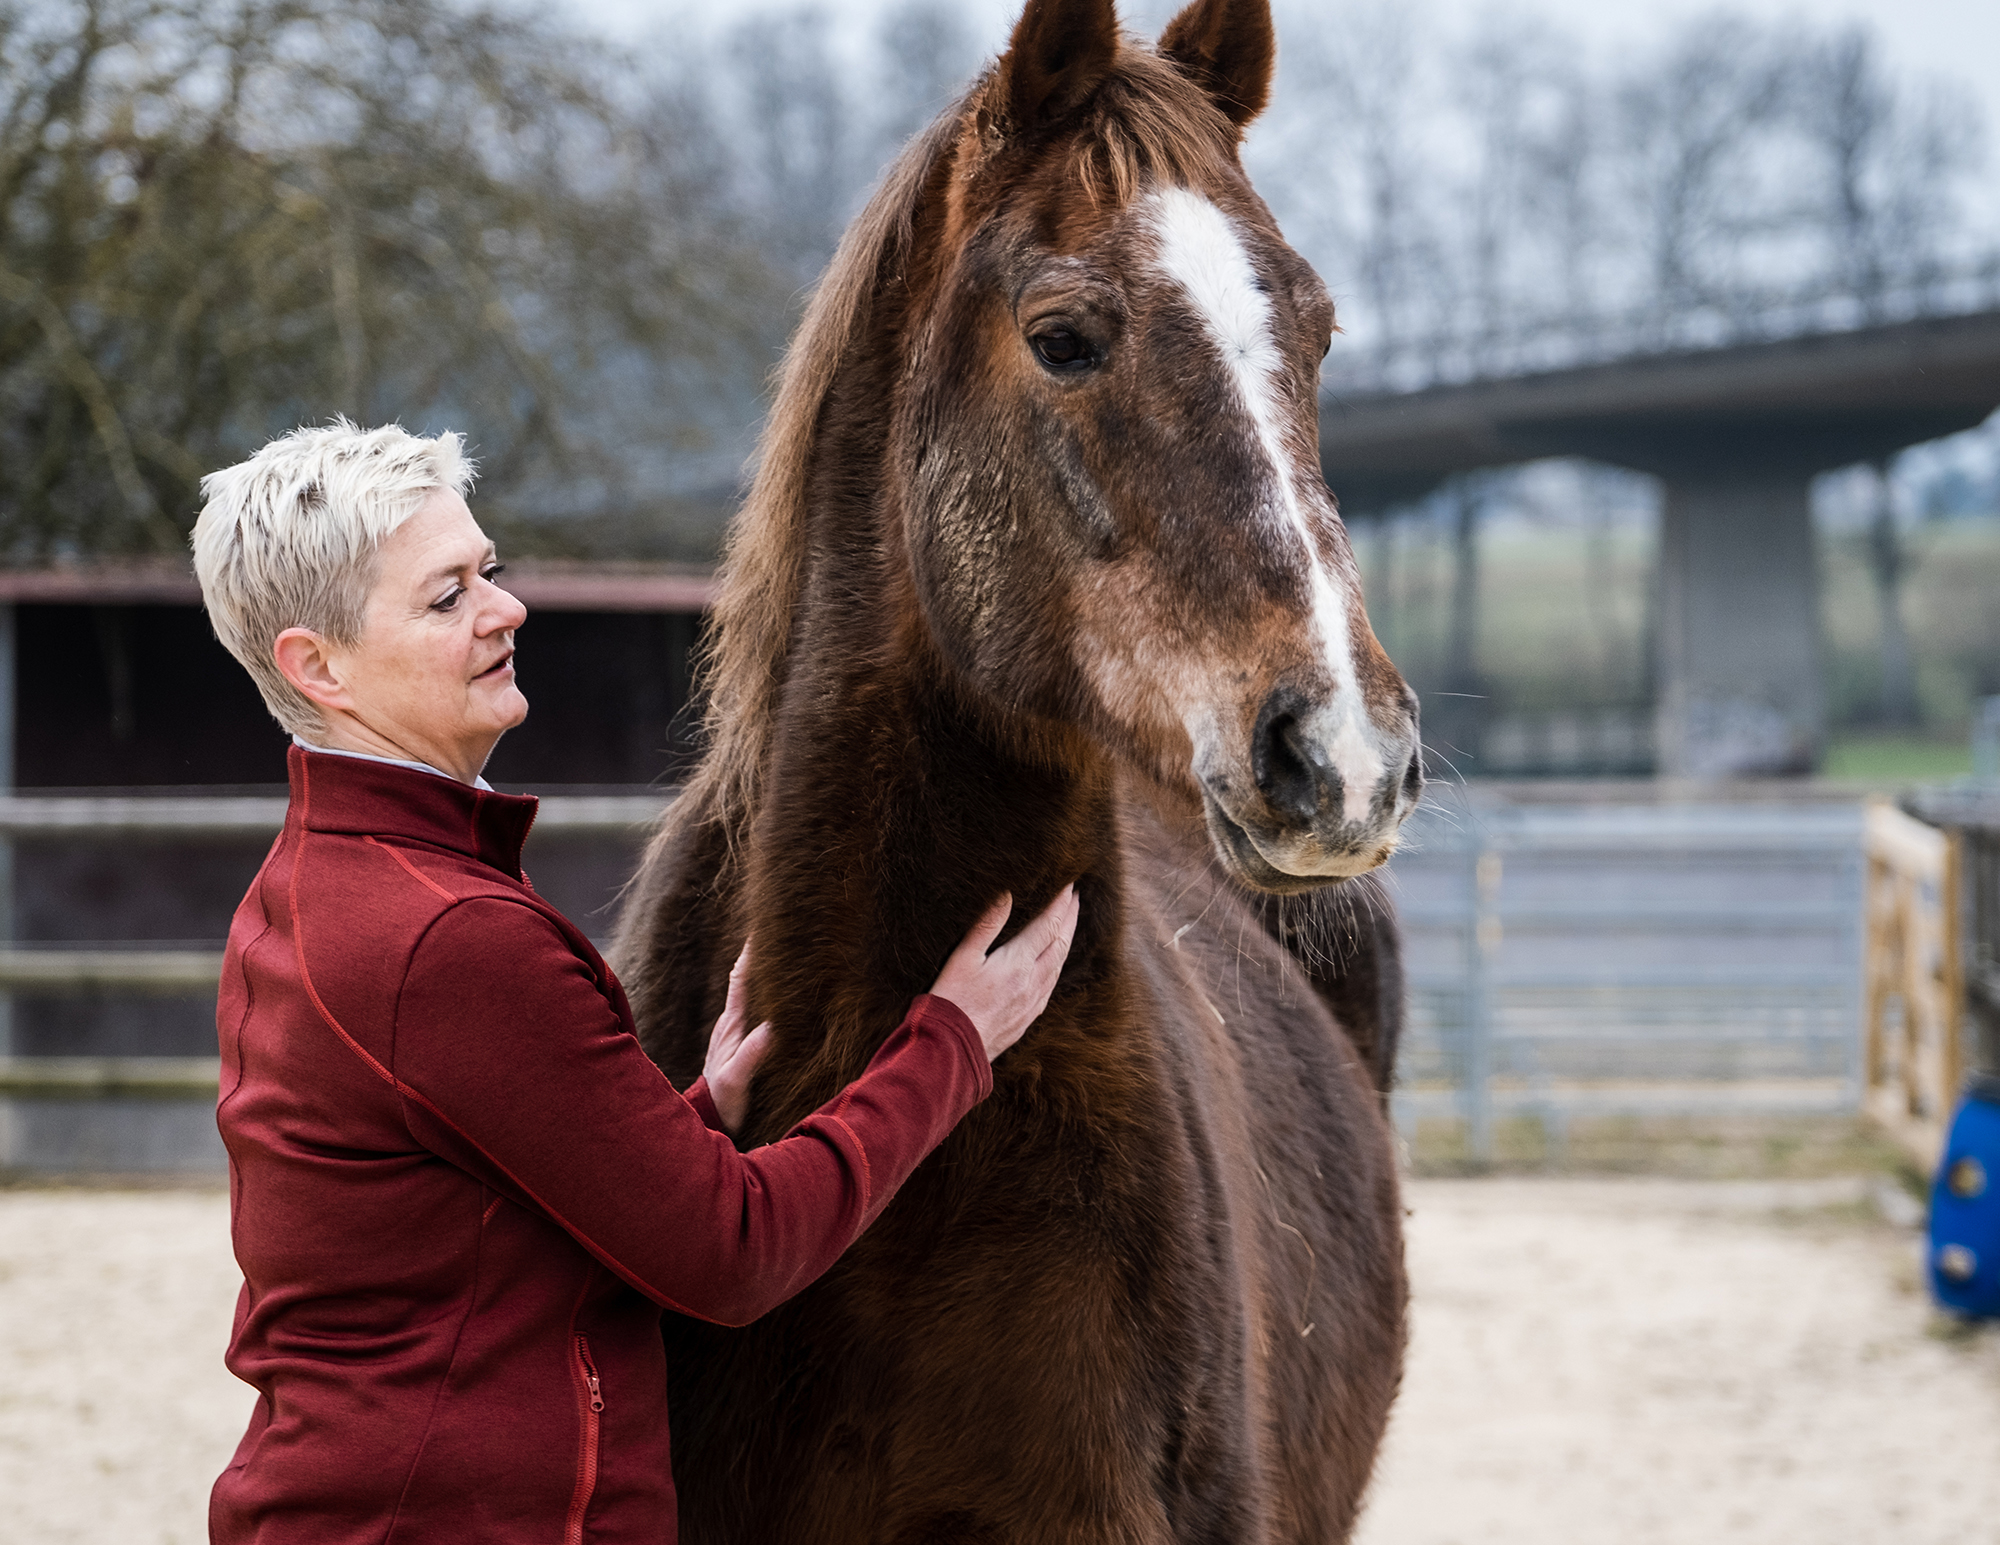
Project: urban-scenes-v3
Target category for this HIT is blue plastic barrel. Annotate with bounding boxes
[1929,1072,2000,1318]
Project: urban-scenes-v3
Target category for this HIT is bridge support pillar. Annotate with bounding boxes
[1655,473,1824,778]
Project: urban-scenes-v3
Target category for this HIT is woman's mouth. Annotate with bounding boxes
[475,650,515,681]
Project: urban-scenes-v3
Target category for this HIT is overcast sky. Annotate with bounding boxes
[572,0,2000,143]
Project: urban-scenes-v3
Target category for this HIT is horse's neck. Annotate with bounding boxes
[739,590,1125,1099]
[728,267,1127,1112]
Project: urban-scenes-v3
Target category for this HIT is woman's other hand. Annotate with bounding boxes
[703,889,1079,1126]
[703,941,772,1136]
[930,886,1080,1063]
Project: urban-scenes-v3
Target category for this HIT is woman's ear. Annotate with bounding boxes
[1159,0,1275,129]
[273,627,350,713]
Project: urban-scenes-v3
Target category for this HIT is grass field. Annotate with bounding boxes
[1405,1112,1924,1185]
[1356,505,2000,753]
[1821,734,1976,782]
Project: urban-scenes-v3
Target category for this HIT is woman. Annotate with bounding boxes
[192,421,1079,1543]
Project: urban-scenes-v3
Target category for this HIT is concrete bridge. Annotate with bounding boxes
[1318,309,2000,778]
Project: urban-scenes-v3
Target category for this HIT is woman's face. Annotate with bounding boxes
[323,488,529,778]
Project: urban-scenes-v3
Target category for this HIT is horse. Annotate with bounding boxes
[610,0,1424,1537]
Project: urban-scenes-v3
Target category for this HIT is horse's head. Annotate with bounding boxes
[899,0,1420,891]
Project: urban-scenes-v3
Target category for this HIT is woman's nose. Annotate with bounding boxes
[480,579,528,632]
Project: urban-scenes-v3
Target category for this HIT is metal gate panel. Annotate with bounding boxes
[1384,792,1865,1154]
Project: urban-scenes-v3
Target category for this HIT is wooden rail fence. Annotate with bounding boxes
[0,792,670,1110]
[1862,800,1968,1170]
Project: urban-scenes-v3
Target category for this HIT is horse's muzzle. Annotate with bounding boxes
[1195,689,1421,893]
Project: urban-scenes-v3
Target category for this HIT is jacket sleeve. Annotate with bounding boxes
[682,1076,727,1133]
[389,897,991,1326]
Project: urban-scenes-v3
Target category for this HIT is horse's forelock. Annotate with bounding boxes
[1061,48,1239,207]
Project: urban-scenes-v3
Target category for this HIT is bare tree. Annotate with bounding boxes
[1790,25,1979,317]
[1251,0,1455,362]
[716,7,857,284]
[1523,64,1601,329]
[0,0,775,560]
[1267,4,1991,382]
[1452,17,1591,358]
[875,0,981,155]
[1861,460,1920,724]
[1611,16,1791,329]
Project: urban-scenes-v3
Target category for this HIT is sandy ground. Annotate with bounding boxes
[0,1190,246,1545]
[1358,1178,2000,1545]
[1,1180,1995,1543]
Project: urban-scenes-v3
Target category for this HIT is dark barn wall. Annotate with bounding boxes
[18,605,288,786]
[11,829,655,1057]
[8,600,695,1059]
[484,610,702,788]
[11,834,278,1058]
[17,604,702,789]
[16,835,276,941]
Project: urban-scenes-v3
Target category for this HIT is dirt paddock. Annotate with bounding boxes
[2,1177,1995,1544]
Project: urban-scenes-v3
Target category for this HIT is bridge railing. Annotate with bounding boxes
[1322,257,2000,398]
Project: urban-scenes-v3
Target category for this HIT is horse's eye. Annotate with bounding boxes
[1031,327,1094,372]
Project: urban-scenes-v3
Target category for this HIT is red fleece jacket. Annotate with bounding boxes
[211,747,990,1544]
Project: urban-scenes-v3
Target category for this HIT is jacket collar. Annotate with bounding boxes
[290,734,493,791]
[288,743,537,879]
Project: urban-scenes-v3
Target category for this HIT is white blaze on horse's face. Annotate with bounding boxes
[1144,185,1417,886]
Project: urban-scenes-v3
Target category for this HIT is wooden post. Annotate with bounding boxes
[1861,800,1966,1172]
[0,601,13,1059]
[1862,849,1891,1097]
[1941,831,1965,1110]
[1464,846,1501,1164]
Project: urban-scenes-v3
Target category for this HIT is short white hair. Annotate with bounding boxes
[192,419,476,737]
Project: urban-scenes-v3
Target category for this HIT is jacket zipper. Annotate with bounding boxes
[563,1334,604,1545]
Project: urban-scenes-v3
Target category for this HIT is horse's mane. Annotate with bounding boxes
[673,105,959,845]
[679,44,1232,851]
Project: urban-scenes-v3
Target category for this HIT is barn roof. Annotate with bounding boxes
[0,559,717,612]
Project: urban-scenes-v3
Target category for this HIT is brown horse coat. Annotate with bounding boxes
[613,1,1418,1538]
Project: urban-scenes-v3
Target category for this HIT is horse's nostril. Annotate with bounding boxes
[1252,690,1333,825]
[1258,715,1319,823]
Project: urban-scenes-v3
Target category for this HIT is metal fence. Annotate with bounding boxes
[0,792,666,992]
[1,786,1880,1172]
[1383,789,1867,1158]
[0,791,667,1173]
[1476,709,1656,780]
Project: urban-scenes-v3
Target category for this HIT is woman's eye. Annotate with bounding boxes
[430,587,465,613]
[1031,327,1094,372]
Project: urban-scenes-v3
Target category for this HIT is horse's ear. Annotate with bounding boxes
[997,0,1120,131]
[1158,0,1275,128]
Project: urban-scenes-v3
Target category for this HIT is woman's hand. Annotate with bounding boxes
[702,941,772,1136]
[703,889,1079,1127]
[930,886,1081,1063]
